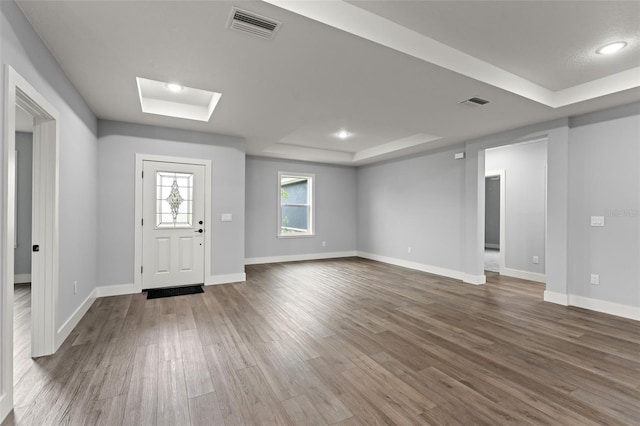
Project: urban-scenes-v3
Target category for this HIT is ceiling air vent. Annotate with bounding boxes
[460,97,490,107]
[228,7,281,39]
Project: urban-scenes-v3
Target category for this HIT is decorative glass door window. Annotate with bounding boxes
[156,171,193,228]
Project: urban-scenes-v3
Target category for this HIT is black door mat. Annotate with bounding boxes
[146,285,203,299]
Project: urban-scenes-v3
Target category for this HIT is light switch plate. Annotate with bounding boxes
[590,216,605,227]
[221,213,232,222]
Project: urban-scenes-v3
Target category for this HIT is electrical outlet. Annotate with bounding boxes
[533,256,539,264]
[407,247,412,254]
[73,280,78,295]
[590,274,600,285]
[322,241,326,247]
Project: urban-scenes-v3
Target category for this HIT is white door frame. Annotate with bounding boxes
[2,66,59,419]
[485,169,506,273]
[134,154,212,292]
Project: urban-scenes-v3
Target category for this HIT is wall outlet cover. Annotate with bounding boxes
[590,273,600,285]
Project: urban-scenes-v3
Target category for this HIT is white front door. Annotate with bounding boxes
[142,160,205,289]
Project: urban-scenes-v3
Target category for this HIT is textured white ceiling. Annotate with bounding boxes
[346,0,640,91]
[16,0,640,165]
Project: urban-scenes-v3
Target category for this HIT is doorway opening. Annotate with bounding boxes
[482,138,548,284]
[484,170,505,274]
[13,106,34,395]
[2,66,60,420]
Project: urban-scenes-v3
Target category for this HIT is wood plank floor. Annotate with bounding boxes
[4,258,639,425]
[12,283,32,391]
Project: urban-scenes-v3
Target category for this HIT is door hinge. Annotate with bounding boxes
[142,170,144,178]
[141,218,143,226]
[141,266,143,274]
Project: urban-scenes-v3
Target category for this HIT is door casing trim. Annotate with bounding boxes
[134,154,212,292]
[2,65,60,421]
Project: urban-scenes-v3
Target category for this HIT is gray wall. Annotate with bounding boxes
[14,132,32,277]
[484,177,500,248]
[1,0,99,327]
[245,157,357,259]
[485,140,547,274]
[355,104,638,310]
[97,120,246,285]
[568,107,639,307]
[357,148,465,272]
[354,118,569,286]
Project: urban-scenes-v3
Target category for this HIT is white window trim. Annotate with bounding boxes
[277,171,315,238]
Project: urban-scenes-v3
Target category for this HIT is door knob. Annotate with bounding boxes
[195,229,204,233]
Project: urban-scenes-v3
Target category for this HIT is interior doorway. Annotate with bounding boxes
[13,105,34,392]
[14,108,33,284]
[482,138,548,284]
[484,170,505,274]
[2,65,60,420]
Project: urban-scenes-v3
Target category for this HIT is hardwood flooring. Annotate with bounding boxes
[12,283,31,391]
[3,258,639,425]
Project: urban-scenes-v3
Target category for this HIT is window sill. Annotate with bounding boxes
[277,233,315,239]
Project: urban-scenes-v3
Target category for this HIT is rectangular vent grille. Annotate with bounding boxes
[460,97,490,107]
[228,7,281,39]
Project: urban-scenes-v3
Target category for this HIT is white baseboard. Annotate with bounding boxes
[543,290,569,306]
[0,393,11,425]
[245,251,357,265]
[544,291,639,321]
[463,274,486,285]
[205,273,247,286]
[96,273,248,296]
[501,267,546,283]
[356,251,483,284]
[96,283,138,298]
[569,295,639,321]
[56,288,97,349]
[14,273,31,284]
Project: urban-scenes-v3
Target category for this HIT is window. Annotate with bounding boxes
[156,171,193,228]
[278,172,314,237]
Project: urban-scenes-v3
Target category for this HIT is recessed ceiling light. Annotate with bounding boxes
[337,130,350,139]
[596,41,627,55]
[166,83,184,92]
